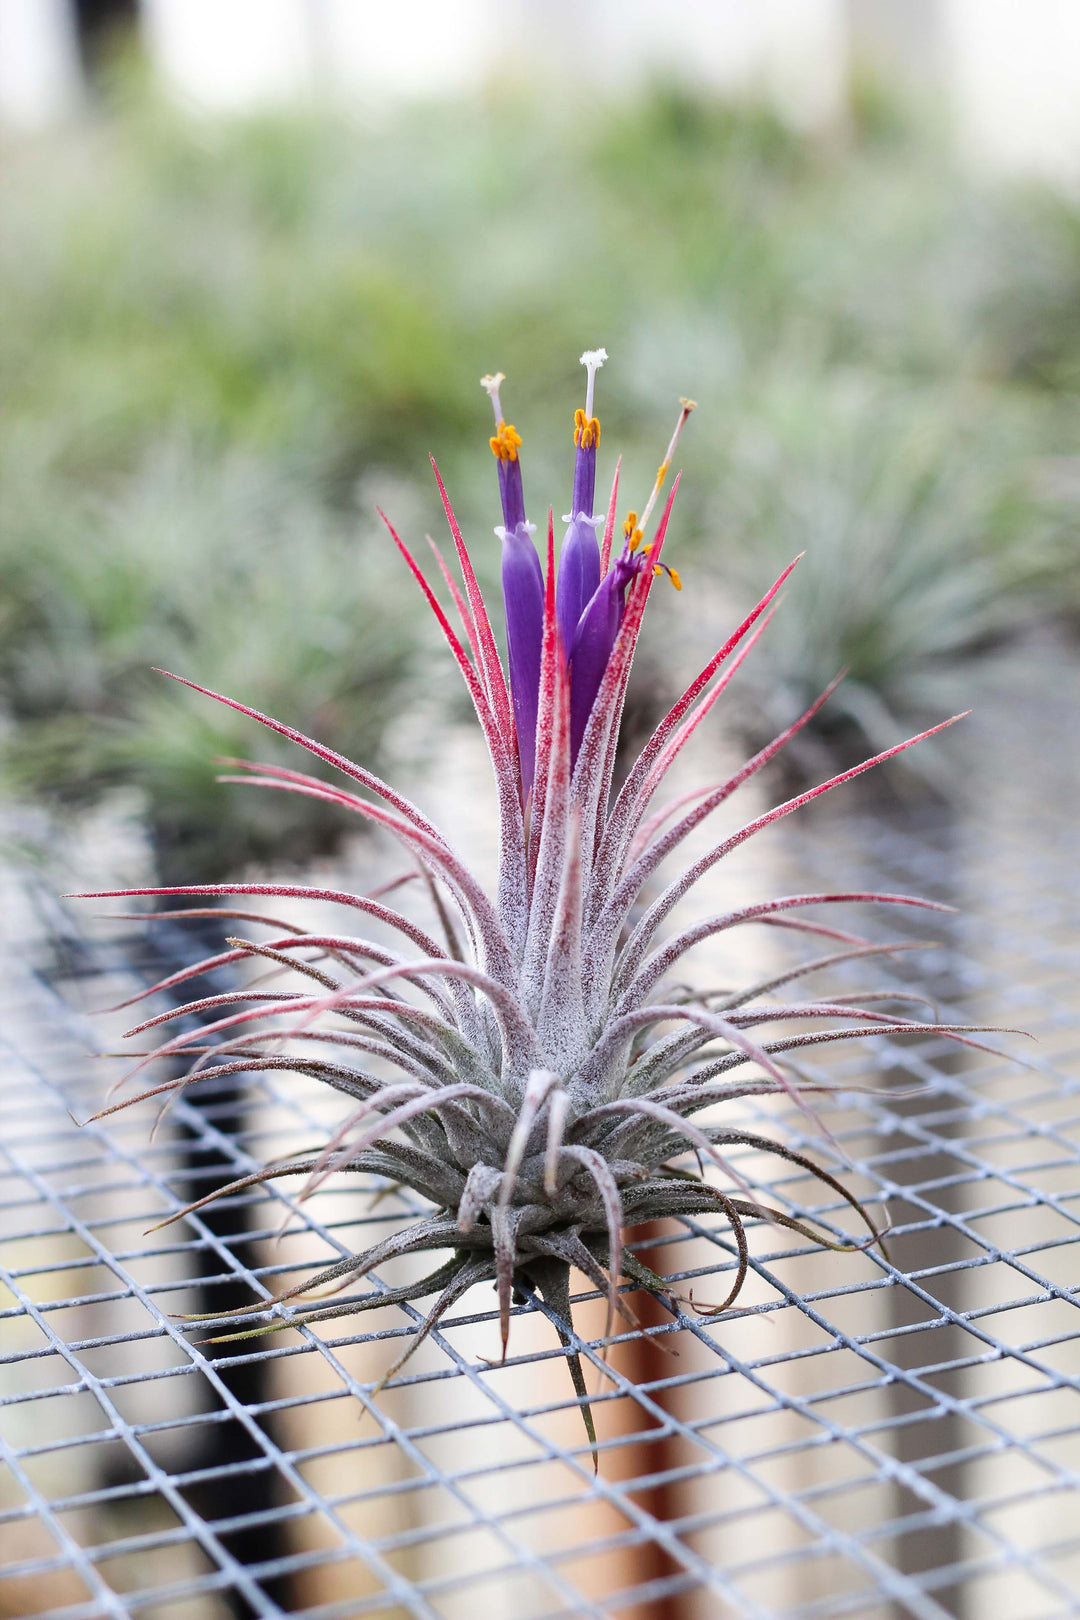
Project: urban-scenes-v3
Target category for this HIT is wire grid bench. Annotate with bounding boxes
[2,684,1079,1619]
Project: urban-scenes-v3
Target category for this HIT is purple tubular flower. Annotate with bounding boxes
[482,372,545,802]
[497,451,527,534]
[556,350,607,656]
[501,526,544,802]
[570,426,597,522]
[568,553,637,765]
[566,389,694,765]
[556,487,600,656]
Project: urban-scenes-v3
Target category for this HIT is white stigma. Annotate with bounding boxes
[480,371,506,426]
[579,347,608,420]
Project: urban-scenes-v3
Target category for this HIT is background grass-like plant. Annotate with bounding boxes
[2,76,1078,874]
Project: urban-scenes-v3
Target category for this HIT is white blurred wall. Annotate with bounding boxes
[141,0,317,108]
[0,0,849,124]
[516,0,848,130]
[5,0,1080,188]
[116,0,853,124]
[318,0,495,100]
[0,0,81,128]
[944,0,1080,186]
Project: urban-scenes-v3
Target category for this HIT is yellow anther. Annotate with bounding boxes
[656,459,670,488]
[490,419,522,462]
[622,509,638,536]
[668,567,683,591]
[574,407,601,450]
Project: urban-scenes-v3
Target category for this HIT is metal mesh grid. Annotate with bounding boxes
[3,665,1080,1620]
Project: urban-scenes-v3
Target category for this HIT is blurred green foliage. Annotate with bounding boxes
[1,77,1078,873]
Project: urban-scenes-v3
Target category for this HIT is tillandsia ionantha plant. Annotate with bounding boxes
[79,350,1009,1450]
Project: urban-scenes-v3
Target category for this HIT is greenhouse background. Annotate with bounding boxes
[1,3,1079,1617]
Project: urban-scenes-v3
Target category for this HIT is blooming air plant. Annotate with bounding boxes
[80,350,1010,1452]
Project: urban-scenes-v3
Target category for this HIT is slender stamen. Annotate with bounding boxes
[636,397,696,539]
[641,544,683,592]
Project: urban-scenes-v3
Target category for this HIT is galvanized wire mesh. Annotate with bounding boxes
[2,661,1079,1620]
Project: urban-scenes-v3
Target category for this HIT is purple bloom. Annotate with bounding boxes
[567,551,636,763]
[482,373,544,803]
[555,349,607,655]
[485,363,692,795]
[500,528,544,803]
[565,396,694,766]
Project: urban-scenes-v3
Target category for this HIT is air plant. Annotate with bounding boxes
[79,350,1006,1450]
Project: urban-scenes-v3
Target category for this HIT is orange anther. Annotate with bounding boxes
[574,408,601,450]
[490,420,523,462]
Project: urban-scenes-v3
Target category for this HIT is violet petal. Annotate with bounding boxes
[500,524,545,801]
[498,455,527,535]
[556,442,601,655]
[567,569,625,766]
